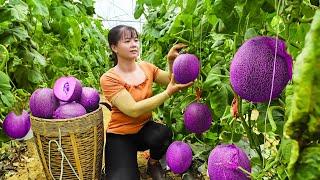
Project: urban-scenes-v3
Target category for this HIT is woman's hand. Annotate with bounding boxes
[167,43,188,63]
[165,74,194,96]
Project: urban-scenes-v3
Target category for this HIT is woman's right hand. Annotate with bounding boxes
[165,74,194,96]
[167,43,188,64]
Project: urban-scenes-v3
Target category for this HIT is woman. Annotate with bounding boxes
[100,25,193,180]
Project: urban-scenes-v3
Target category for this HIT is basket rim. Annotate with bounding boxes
[30,105,102,122]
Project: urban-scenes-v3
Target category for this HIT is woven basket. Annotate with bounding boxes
[31,106,104,180]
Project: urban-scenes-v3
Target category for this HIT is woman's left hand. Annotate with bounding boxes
[167,43,187,63]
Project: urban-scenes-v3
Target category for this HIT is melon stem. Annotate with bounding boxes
[238,98,263,164]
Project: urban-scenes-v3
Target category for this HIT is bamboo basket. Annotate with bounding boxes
[30,106,104,180]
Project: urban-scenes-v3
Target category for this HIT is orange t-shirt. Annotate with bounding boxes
[100,61,159,134]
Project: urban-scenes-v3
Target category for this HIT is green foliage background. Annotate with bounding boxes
[0,0,319,179]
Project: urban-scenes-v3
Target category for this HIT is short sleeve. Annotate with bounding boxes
[100,73,125,103]
[142,61,159,81]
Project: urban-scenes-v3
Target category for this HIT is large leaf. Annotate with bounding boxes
[293,144,320,179]
[10,27,29,41]
[212,0,236,19]
[0,44,9,70]
[284,10,320,140]
[203,66,222,89]
[0,71,11,92]
[81,0,93,7]
[27,69,43,84]
[31,49,46,66]
[143,0,162,7]
[134,3,144,19]
[8,0,29,22]
[168,13,193,36]
[209,86,229,118]
[26,0,49,17]
[182,0,197,14]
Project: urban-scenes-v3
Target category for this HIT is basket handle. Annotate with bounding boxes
[100,102,112,111]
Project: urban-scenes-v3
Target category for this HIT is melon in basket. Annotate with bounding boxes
[53,76,82,102]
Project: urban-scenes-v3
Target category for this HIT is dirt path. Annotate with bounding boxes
[4,140,181,180]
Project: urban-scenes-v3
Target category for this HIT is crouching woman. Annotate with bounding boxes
[100,25,193,180]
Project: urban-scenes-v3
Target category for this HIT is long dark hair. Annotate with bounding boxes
[107,25,139,66]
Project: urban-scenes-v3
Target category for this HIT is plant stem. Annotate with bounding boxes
[194,134,204,144]
[238,166,251,176]
[240,115,263,162]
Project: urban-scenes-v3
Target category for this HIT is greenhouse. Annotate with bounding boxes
[0,0,319,179]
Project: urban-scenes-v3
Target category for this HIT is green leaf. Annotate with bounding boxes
[0,129,10,143]
[10,27,29,41]
[81,0,93,7]
[209,86,229,118]
[261,0,275,13]
[0,93,11,106]
[134,3,144,19]
[293,144,320,179]
[8,0,29,22]
[143,0,162,7]
[301,3,315,18]
[0,71,11,92]
[244,28,257,40]
[279,138,296,165]
[203,66,222,89]
[168,14,193,35]
[284,10,320,140]
[28,49,46,66]
[183,0,197,14]
[27,69,43,83]
[0,44,9,71]
[204,131,218,140]
[271,15,285,33]
[26,0,49,17]
[266,106,284,132]
[213,0,236,18]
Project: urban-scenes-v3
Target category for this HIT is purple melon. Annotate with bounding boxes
[30,88,59,118]
[166,141,193,174]
[230,36,293,103]
[53,76,82,102]
[173,54,200,84]
[79,87,100,112]
[184,102,212,134]
[3,110,31,139]
[53,102,86,119]
[208,144,251,180]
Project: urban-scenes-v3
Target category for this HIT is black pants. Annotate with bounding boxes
[104,121,173,180]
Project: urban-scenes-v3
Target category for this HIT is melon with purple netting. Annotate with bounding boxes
[230,36,292,103]
[208,144,251,180]
[53,102,87,119]
[166,141,193,174]
[79,87,100,112]
[3,110,31,139]
[173,54,200,84]
[184,102,212,134]
[29,88,59,118]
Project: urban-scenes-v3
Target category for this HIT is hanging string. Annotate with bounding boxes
[48,128,80,180]
[262,0,285,167]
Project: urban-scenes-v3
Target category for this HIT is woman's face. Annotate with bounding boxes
[112,30,140,61]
